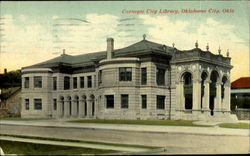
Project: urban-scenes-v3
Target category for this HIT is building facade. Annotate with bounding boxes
[21,37,237,121]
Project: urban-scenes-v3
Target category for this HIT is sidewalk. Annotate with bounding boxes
[0,119,249,137]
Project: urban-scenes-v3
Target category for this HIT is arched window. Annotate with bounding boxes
[182,72,192,110]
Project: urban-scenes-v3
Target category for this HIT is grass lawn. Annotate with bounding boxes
[0,134,159,150]
[0,117,52,121]
[0,140,117,155]
[69,119,211,127]
[218,123,250,129]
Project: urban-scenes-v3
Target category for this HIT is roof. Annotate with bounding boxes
[23,39,173,69]
[231,77,250,89]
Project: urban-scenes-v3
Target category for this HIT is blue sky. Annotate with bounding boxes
[0,1,249,80]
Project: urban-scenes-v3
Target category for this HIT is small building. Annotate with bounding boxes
[0,87,21,117]
[231,77,250,98]
[21,37,237,121]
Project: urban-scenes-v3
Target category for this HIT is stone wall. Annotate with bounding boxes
[232,108,250,120]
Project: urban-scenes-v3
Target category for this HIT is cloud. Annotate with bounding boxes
[139,15,249,81]
[0,14,54,71]
[1,13,248,81]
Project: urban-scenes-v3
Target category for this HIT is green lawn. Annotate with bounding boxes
[69,119,211,127]
[218,123,250,129]
[0,140,117,155]
[0,117,52,120]
[0,134,159,150]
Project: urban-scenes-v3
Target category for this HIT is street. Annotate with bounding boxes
[0,124,249,154]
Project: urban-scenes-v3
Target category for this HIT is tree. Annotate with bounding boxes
[0,70,21,88]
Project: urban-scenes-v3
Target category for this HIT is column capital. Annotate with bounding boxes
[216,82,223,85]
[193,79,201,83]
[204,80,211,84]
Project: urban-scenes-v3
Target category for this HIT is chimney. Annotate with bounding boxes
[4,68,7,74]
[107,38,114,59]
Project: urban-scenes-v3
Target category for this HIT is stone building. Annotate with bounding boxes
[21,37,237,121]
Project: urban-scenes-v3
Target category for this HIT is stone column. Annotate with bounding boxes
[87,99,92,118]
[64,100,70,118]
[215,82,222,111]
[192,79,201,112]
[179,81,185,110]
[203,80,210,111]
[78,100,84,118]
[57,100,62,118]
[175,82,181,110]
[225,83,231,111]
[72,100,77,117]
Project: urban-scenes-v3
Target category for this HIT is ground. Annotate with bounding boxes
[0,119,249,154]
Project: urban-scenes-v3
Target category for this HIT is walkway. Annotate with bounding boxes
[0,119,249,137]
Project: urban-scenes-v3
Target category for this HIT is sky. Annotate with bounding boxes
[0,1,249,81]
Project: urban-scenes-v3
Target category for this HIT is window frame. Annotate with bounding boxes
[141,68,147,85]
[64,76,70,90]
[73,77,77,89]
[34,99,42,110]
[80,76,84,88]
[53,99,57,110]
[87,76,92,88]
[24,77,29,88]
[119,67,132,81]
[157,95,165,109]
[156,68,166,86]
[53,77,57,90]
[121,94,129,109]
[34,76,42,88]
[25,99,29,110]
[141,95,147,109]
[106,95,114,109]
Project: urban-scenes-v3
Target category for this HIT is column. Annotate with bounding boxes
[72,100,77,117]
[215,82,222,111]
[179,81,185,110]
[225,83,231,111]
[192,79,201,111]
[87,99,92,117]
[176,82,181,110]
[64,100,70,118]
[57,100,62,118]
[203,80,210,111]
[78,100,84,118]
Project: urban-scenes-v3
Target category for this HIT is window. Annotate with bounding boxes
[80,77,84,88]
[87,76,92,88]
[156,68,165,85]
[53,77,57,90]
[64,76,70,90]
[24,77,29,88]
[25,99,29,110]
[106,95,114,108]
[34,99,42,110]
[119,67,132,81]
[141,68,147,85]
[53,99,57,110]
[73,77,77,89]
[157,95,165,109]
[121,94,129,108]
[98,70,102,86]
[141,95,147,109]
[34,76,42,88]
